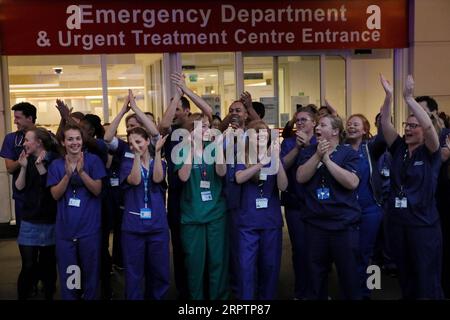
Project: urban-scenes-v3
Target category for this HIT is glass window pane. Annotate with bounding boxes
[106,53,162,136]
[243,56,276,125]
[279,56,320,127]
[181,52,235,118]
[8,55,101,133]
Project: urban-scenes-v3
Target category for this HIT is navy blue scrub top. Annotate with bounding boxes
[0,131,26,202]
[281,135,317,207]
[47,152,107,240]
[120,158,168,233]
[234,163,283,229]
[355,143,378,209]
[297,144,361,230]
[387,136,441,226]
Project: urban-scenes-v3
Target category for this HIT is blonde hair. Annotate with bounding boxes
[322,114,345,143]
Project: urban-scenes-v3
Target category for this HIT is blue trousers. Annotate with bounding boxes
[358,205,383,298]
[305,223,361,300]
[236,227,282,300]
[228,210,239,297]
[284,208,308,299]
[56,233,101,300]
[387,219,444,299]
[167,188,188,300]
[122,229,170,300]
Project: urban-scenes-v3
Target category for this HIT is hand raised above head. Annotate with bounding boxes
[380,74,393,97]
[403,74,415,99]
[240,91,252,108]
[170,73,187,93]
[55,99,70,119]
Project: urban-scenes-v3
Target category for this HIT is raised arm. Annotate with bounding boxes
[104,95,130,143]
[171,72,212,120]
[324,98,339,117]
[128,89,160,137]
[153,135,168,183]
[55,99,77,139]
[159,88,182,136]
[379,74,398,147]
[403,75,440,153]
[240,91,260,122]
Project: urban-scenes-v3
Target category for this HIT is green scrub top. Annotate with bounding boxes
[175,148,227,224]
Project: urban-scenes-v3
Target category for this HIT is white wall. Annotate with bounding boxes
[413,0,450,114]
[350,55,393,134]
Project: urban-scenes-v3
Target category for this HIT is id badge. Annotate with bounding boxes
[140,208,152,219]
[200,180,210,189]
[201,191,213,202]
[256,198,269,209]
[400,197,408,208]
[259,173,267,181]
[395,197,407,208]
[68,197,81,207]
[394,197,401,208]
[316,188,330,200]
[110,177,120,187]
[124,152,135,159]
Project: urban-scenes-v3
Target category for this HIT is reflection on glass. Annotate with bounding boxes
[7,54,163,136]
[181,52,235,118]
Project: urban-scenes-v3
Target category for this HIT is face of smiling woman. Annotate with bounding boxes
[62,129,83,156]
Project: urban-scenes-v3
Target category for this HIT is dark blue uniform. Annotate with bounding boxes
[438,129,450,297]
[281,135,317,299]
[0,131,26,226]
[352,134,386,298]
[297,144,361,300]
[386,136,444,299]
[234,163,283,300]
[222,138,242,298]
[119,157,170,300]
[47,152,106,300]
[163,125,188,299]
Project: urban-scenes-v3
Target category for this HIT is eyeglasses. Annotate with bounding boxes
[296,117,311,124]
[402,122,421,129]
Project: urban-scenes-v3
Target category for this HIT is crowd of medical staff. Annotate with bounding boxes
[1,73,449,300]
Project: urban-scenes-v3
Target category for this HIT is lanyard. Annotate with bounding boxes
[199,162,209,181]
[319,165,327,188]
[140,166,149,208]
[399,148,411,196]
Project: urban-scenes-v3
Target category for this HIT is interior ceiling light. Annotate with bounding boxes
[10,84,59,88]
[10,86,144,93]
